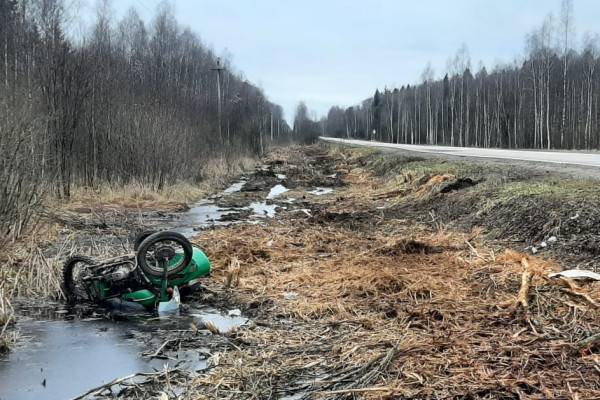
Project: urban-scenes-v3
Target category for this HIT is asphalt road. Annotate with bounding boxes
[320,137,600,169]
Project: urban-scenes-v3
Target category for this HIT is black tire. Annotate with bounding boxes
[133,230,158,251]
[62,256,95,302]
[136,231,193,277]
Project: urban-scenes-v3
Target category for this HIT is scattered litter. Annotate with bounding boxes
[267,184,289,199]
[276,174,287,180]
[530,246,538,254]
[294,209,312,217]
[548,236,558,243]
[308,187,334,196]
[283,292,298,300]
[540,241,547,248]
[158,286,180,316]
[228,309,242,317]
[549,269,600,281]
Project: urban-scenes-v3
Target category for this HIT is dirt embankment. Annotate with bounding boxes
[178,145,600,399]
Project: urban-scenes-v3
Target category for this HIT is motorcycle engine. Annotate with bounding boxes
[107,265,134,282]
[105,263,144,297]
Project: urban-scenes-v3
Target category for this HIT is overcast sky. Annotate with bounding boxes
[103,0,599,122]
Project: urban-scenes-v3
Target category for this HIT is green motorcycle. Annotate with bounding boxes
[62,231,211,310]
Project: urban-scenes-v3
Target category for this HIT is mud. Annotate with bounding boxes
[13,144,599,399]
[340,148,600,269]
[0,148,341,400]
[0,301,247,400]
[180,145,600,399]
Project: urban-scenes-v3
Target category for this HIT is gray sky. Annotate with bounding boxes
[105,0,599,122]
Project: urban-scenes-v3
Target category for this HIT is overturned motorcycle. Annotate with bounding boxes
[62,231,211,312]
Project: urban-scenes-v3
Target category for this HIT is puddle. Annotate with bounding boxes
[0,177,259,399]
[308,187,334,196]
[267,184,289,199]
[190,309,248,333]
[249,201,280,218]
[171,200,237,237]
[223,179,246,194]
[172,182,286,236]
[0,319,167,400]
[0,305,246,400]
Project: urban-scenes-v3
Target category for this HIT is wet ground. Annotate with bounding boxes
[7,144,599,399]
[0,302,247,400]
[0,153,339,400]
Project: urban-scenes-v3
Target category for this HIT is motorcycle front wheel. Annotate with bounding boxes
[136,231,193,277]
[62,256,95,302]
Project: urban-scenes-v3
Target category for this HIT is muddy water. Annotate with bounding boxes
[0,179,265,400]
[0,307,247,400]
[172,179,288,236]
[0,318,164,400]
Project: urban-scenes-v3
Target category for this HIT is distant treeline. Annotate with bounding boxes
[323,0,600,150]
[1,0,290,196]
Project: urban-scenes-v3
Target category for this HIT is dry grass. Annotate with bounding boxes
[0,154,258,298]
[198,155,257,186]
[0,229,66,301]
[182,145,600,399]
[66,181,206,212]
[64,157,257,212]
[0,223,62,350]
[190,215,600,398]
[0,285,18,354]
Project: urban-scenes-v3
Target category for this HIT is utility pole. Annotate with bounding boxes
[210,58,225,143]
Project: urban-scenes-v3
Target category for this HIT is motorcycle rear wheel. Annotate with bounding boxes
[62,256,95,302]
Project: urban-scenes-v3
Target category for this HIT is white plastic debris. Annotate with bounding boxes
[228,309,242,317]
[530,246,538,254]
[549,269,600,281]
[547,236,558,243]
[158,286,180,316]
[283,292,298,300]
[295,209,312,217]
[540,241,547,248]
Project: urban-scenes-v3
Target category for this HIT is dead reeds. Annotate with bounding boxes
[188,209,600,398]
[182,146,600,399]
